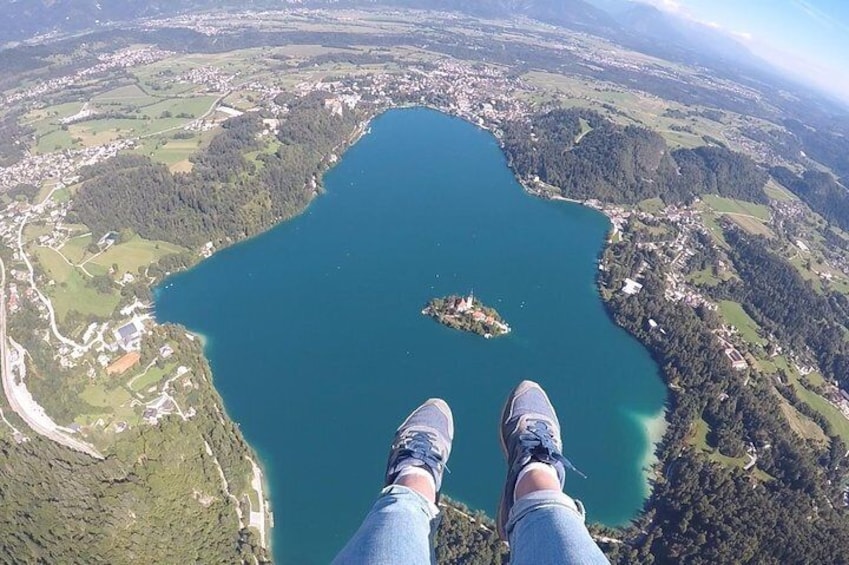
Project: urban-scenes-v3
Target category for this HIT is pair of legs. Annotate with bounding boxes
[333,380,609,564]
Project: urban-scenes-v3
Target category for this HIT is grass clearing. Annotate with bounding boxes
[129,363,173,392]
[718,300,764,345]
[773,389,828,444]
[702,195,770,221]
[35,129,79,154]
[637,197,665,214]
[727,214,774,237]
[23,222,53,242]
[689,417,772,480]
[689,267,721,287]
[138,96,219,121]
[791,377,849,445]
[34,246,73,283]
[764,178,797,201]
[89,234,187,276]
[61,234,93,264]
[33,247,120,322]
[804,371,827,387]
[701,212,729,248]
[92,84,159,106]
[79,384,132,411]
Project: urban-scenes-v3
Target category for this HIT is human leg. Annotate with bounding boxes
[332,398,453,565]
[498,380,609,565]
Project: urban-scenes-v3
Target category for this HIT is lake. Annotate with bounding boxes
[155,107,667,563]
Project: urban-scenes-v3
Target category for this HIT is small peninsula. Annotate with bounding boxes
[422,293,512,338]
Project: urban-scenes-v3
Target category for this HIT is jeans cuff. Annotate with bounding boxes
[505,490,585,536]
[381,484,441,519]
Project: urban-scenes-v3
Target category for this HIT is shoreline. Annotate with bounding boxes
[154,105,667,553]
[635,407,670,496]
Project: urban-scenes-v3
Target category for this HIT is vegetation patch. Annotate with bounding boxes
[33,246,120,323]
[774,390,828,444]
[89,234,187,277]
[702,194,770,220]
[727,214,773,237]
[718,300,764,345]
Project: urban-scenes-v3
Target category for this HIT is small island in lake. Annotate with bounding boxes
[422,292,512,338]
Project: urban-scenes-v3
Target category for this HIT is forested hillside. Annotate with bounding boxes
[502,108,768,204]
[601,245,849,563]
[725,230,849,391]
[73,94,365,247]
[770,166,849,232]
[0,327,268,564]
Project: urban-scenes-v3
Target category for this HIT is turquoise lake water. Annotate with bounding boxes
[155,108,667,563]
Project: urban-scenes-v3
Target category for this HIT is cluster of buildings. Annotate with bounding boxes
[2,47,171,107]
[714,329,749,371]
[294,59,531,131]
[0,139,133,193]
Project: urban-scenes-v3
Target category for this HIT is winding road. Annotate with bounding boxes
[0,252,102,458]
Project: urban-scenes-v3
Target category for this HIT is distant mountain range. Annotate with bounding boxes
[0,0,767,77]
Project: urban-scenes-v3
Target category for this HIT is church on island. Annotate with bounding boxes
[422,292,511,339]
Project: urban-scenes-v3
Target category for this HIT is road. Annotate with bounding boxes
[0,256,103,458]
[247,455,269,549]
[16,212,85,349]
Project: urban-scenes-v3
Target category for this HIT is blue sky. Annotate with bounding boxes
[643,0,849,103]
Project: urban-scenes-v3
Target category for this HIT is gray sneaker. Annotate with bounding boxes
[497,380,585,539]
[385,398,454,493]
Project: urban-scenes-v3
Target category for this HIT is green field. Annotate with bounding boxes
[702,195,771,221]
[89,235,187,276]
[718,300,764,345]
[764,178,797,201]
[637,197,665,213]
[92,84,159,106]
[139,96,219,120]
[774,390,828,444]
[35,129,79,154]
[791,376,849,444]
[129,363,175,392]
[79,384,132,412]
[727,214,774,237]
[690,417,772,480]
[132,128,219,171]
[688,267,721,287]
[60,234,93,264]
[701,212,729,248]
[33,246,121,323]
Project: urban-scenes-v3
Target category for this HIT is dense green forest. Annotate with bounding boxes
[73,93,366,247]
[0,111,32,167]
[770,166,849,232]
[435,499,508,564]
[782,118,849,180]
[502,108,768,204]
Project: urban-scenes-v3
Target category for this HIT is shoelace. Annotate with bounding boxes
[520,420,587,479]
[395,429,450,474]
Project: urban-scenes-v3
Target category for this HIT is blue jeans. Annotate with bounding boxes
[333,485,610,564]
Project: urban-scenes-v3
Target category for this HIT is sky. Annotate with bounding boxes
[642,0,849,103]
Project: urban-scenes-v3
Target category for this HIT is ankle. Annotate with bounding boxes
[514,462,560,501]
[395,466,437,502]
